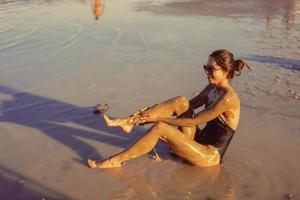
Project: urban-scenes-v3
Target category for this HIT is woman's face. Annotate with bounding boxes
[204,57,228,85]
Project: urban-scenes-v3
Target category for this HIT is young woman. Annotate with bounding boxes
[88,49,250,168]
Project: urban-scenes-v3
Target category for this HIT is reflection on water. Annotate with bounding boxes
[80,0,104,20]
[92,0,104,20]
[107,164,236,200]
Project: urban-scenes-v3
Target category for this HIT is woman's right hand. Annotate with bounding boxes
[130,106,150,117]
[132,113,157,125]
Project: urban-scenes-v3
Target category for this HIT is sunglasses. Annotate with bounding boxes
[202,64,222,75]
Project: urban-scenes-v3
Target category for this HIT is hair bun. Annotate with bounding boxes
[234,59,251,76]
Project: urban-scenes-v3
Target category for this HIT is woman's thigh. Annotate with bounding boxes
[158,122,220,167]
[142,96,190,118]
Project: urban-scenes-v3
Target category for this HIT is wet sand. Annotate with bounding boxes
[0,0,300,199]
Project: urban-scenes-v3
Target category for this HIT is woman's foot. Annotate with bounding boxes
[102,115,134,134]
[93,104,134,133]
[87,159,97,168]
[88,159,121,169]
[120,124,134,133]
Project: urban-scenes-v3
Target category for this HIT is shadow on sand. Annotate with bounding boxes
[0,165,71,200]
[0,84,146,164]
[244,55,300,71]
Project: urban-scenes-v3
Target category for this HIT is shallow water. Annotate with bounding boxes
[0,0,300,199]
[0,0,299,92]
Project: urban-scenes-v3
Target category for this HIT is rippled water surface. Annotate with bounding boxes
[1,0,299,92]
[0,0,300,199]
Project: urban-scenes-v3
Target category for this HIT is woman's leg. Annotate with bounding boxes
[88,122,220,168]
[101,96,197,138]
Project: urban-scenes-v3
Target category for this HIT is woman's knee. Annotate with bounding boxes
[153,121,168,131]
[174,96,190,114]
[152,122,173,137]
[175,96,189,104]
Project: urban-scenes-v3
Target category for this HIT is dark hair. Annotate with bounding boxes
[210,49,251,79]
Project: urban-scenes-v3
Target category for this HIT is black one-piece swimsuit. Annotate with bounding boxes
[194,85,236,162]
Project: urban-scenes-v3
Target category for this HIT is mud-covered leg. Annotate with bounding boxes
[135,96,198,139]
[99,96,192,134]
[88,122,220,168]
[88,123,163,168]
[139,96,190,119]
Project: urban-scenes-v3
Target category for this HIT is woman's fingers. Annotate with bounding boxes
[132,116,141,125]
[132,116,147,125]
[132,112,158,125]
[139,106,150,112]
[141,113,149,117]
[130,106,150,117]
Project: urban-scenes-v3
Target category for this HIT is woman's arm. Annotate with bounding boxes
[159,92,233,127]
[189,84,213,109]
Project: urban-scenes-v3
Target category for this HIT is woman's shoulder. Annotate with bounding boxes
[205,84,240,106]
[222,87,240,107]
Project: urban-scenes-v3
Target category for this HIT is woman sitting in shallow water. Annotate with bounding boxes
[88,49,250,168]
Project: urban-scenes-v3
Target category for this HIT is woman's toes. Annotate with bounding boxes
[88,159,97,168]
